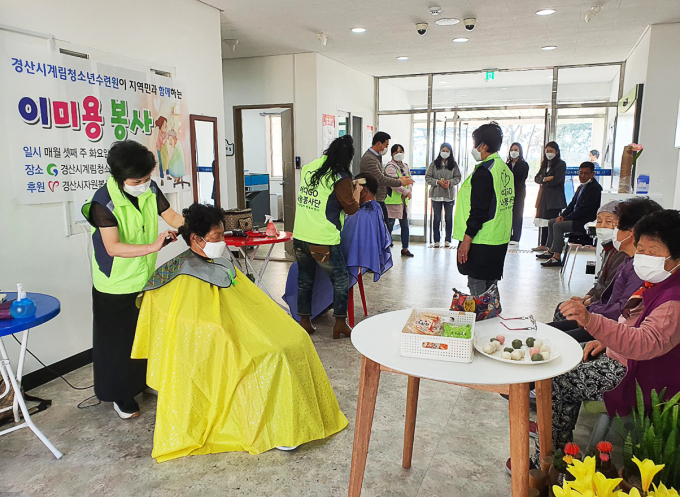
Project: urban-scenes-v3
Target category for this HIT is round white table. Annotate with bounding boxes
[347,310,583,497]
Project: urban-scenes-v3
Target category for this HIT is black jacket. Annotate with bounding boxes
[561,180,603,232]
[508,159,529,202]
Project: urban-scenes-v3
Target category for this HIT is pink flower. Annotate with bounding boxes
[629,143,644,151]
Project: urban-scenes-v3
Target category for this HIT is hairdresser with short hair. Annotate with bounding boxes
[82,140,184,420]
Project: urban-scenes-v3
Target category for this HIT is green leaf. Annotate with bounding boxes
[637,382,645,421]
[624,432,634,470]
[652,389,662,428]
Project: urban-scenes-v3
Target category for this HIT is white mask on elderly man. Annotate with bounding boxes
[200,238,226,259]
[633,254,680,284]
[509,151,520,160]
[440,151,451,160]
[394,153,405,162]
[379,147,388,156]
[596,228,614,243]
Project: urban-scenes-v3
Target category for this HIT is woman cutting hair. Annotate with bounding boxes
[82,140,184,420]
[293,135,361,338]
[132,203,348,461]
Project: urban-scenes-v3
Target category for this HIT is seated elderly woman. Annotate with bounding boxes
[550,197,662,342]
[541,209,680,464]
[132,203,348,462]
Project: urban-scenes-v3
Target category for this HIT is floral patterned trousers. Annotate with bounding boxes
[532,347,627,466]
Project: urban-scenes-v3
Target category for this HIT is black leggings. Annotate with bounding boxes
[548,319,595,343]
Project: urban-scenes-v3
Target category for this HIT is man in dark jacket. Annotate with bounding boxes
[538,162,602,267]
[359,131,414,225]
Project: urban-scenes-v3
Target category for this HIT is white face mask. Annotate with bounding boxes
[440,151,451,160]
[471,147,482,162]
[394,153,405,162]
[545,152,556,161]
[509,150,520,160]
[580,178,592,186]
[200,237,226,259]
[612,227,632,252]
[379,147,388,156]
[633,254,680,284]
[596,228,614,243]
[123,180,151,197]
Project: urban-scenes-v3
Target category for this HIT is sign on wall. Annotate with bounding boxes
[322,114,336,151]
[1,47,190,206]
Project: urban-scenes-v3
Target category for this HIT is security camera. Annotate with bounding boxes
[464,17,477,31]
[416,23,428,36]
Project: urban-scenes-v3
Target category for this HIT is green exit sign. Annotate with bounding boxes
[485,71,495,81]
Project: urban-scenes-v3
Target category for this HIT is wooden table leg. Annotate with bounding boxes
[348,286,355,328]
[535,378,553,473]
[348,356,381,497]
[509,382,530,497]
[402,376,420,469]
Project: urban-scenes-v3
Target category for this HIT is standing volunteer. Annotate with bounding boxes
[293,135,362,339]
[82,140,184,419]
[384,144,414,257]
[454,122,515,296]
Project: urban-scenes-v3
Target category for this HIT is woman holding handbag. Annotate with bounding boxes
[292,135,362,338]
[384,144,414,257]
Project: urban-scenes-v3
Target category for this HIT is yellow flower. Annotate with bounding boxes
[592,471,622,497]
[568,456,597,494]
[564,455,574,465]
[632,457,665,492]
[619,489,643,497]
[648,482,680,496]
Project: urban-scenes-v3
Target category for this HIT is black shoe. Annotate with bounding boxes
[541,257,563,267]
[401,249,414,258]
[113,398,140,419]
[536,251,554,260]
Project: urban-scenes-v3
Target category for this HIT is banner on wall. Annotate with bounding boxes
[1,47,190,206]
[322,114,335,152]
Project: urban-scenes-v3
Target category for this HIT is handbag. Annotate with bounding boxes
[450,284,502,321]
[223,208,253,232]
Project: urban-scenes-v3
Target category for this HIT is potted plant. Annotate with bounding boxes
[596,441,619,480]
[618,384,680,491]
[549,444,581,489]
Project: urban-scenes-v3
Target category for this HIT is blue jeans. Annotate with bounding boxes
[387,206,410,249]
[432,200,454,243]
[293,238,349,318]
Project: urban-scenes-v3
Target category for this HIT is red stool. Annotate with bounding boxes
[348,270,368,327]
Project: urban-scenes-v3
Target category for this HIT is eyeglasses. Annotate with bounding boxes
[499,314,537,331]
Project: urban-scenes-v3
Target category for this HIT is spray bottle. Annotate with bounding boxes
[265,215,278,237]
[10,283,37,319]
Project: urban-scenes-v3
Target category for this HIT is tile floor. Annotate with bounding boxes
[0,230,602,496]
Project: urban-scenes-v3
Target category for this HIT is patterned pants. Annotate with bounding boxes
[532,347,626,465]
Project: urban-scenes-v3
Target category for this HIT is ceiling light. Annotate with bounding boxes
[445,85,452,88]
[542,45,557,51]
[501,87,508,90]
[351,27,367,33]
[435,18,460,26]
[536,8,556,16]
[459,94,467,97]
[396,56,410,61]
[438,81,447,84]
[453,37,469,43]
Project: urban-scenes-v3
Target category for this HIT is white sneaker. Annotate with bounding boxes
[434,242,440,248]
[445,241,451,248]
[508,241,519,246]
[275,445,299,451]
[113,400,140,420]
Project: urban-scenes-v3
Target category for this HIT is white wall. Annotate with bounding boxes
[316,54,375,155]
[222,52,375,204]
[222,55,296,207]
[241,109,268,174]
[0,0,225,374]
[627,24,680,206]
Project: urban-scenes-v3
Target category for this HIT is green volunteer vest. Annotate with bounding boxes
[384,165,410,206]
[293,156,342,245]
[452,152,514,245]
[82,177,159,294]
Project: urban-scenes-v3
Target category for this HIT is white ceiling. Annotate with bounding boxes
[208,0,680,77]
